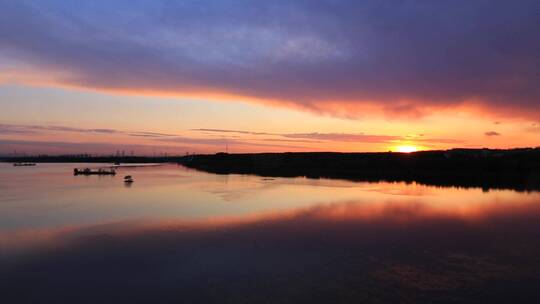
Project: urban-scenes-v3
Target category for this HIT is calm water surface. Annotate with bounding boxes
[2,163,540,303]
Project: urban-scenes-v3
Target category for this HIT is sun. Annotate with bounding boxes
[395,145,418,153]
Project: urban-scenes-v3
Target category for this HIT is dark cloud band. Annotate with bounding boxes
[1,0,539,118]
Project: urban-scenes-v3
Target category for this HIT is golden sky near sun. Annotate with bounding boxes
[1,83,538,155]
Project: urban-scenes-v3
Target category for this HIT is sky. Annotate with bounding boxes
[1,0,540,155]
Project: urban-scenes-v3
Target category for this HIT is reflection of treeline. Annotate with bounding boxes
[179,148,540,192]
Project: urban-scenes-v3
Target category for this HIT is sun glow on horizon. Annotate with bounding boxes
[395,145,419,153]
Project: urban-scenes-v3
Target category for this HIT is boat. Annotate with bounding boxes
[74,168,116,176]
[13,163,36,167]
[124,175,134,183]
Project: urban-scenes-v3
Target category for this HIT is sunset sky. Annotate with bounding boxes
[1,0,539,155]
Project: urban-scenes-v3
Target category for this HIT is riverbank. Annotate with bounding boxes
[3,148,540,191]
[179,148,540,191]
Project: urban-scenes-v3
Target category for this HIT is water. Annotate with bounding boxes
[2,163,540,303]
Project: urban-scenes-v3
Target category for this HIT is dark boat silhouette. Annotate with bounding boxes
[13,163,36,167]
[124,175,134,183]
[74,168,116,176]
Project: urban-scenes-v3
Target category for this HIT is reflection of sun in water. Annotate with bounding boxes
[396,145,418,153]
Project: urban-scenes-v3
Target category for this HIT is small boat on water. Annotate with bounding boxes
[13,163,36,167]
[74,168,116,176]
[124,175,134,183]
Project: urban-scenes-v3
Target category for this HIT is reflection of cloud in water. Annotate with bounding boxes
[3,198,540,302]
[2,197,540,252]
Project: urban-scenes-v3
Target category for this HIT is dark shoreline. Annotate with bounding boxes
[3,148,540,191]
[179,148,540,192]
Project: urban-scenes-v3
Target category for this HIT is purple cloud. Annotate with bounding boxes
[1,1,539,118]
[485,131,501,137]
[281,133,398,143]
[191,128,463,145]
[0,123,173,138]
[191,129,271,136]
[0,124,37,135]
[157,136,306,150]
